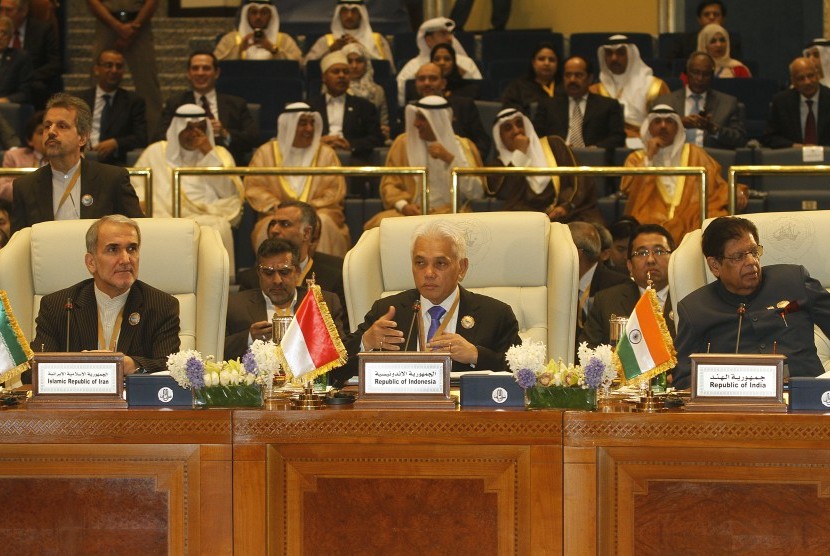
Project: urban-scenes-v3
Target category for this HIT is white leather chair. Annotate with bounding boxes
[0,218,230,361]
[668,211,830,370]
[343,212,580,363]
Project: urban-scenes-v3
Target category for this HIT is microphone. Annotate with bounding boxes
[404,300,420,351]
[64,298,73,352]
[735,303,745,353]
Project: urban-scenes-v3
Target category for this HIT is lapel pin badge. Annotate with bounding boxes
[461,315,475,329]
[81,194,94,207]
[128,312,141,326]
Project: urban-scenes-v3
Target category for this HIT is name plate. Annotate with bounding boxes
[28,353,127,409]
[356,351,455,409]
[686,353,786,413]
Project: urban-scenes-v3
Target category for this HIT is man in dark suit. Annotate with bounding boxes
[239,200,346,317]
[2,0,61,107]
[0,14,33,104]
[579,224,677,348]
[27,215,180,383]
[343,220,521,383]
[568,221,629,346]
[77,49,147,165]
[533,56,626,150]
[308,51,383,162]
[412,62,491,158]
[762,57,830,148]
[156,51,260,163]
[11,93,143,234]
[225,237,345,361]
[655,52,746,149]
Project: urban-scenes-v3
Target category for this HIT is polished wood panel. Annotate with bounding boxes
[565,412,830,556]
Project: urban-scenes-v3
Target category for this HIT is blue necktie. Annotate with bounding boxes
[427,305,446,342]
[685,94,702,144]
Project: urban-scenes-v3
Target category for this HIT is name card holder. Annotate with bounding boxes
[355,351,456,409]
[685,353,786,413]
[28,352,127,409]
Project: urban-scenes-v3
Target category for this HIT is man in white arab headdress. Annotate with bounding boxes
[589,34,669,138]
[488,108,601,222]
[365,95,483,229]
[620,104,734,244]
[804,38,830,88]
[133,103,243,276]
[214,0,301,61]
[396,17,482,105]
[304,0,394,68]
[245,102,350,256]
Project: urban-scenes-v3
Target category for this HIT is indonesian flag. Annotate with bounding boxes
[276,285,347,384]
[614,288,677,385]
[0,291,33,383]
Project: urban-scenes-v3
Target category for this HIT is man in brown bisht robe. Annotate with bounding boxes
[620,104,746,245]
[487,107,603,224]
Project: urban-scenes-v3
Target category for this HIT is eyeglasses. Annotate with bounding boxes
[257,264,295,278]
[721,245,764,263]
[631,247,672,259]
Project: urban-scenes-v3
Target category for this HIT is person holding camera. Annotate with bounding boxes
[214,0,301,61]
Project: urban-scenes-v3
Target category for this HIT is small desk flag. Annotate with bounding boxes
[0,291,33,383]
[614,288,677,385]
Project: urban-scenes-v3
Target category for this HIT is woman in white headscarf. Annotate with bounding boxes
[245,102,350,256]
[343,42,389,141]
[214,0,301,61]
[698,24,751,78]
[804,38,830,87]
[364,95,483,229]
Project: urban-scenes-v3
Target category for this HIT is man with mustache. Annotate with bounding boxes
[224,237,345,361]
[533,55,626,149]
[673,216,830,389]
[27,214,180,382]
[10,93,143,234]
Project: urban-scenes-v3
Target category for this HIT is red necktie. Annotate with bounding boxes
[12,30,21,49]
[804,99,818,145]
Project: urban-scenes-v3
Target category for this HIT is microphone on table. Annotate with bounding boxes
[735,303,745,353]
[64,298,73,352]
[404,300,420,351]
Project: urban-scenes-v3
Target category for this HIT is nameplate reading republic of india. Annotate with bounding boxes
[685,353,786,413]
[356,351,455,409]
[28,353,127,409]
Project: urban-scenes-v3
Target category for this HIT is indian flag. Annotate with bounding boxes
[615,288,677,385]
[0,291,33,383]
[276,285,348,384]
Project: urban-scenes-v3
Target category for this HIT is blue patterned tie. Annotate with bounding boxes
[685,94,702,144]
[427,305,446,342]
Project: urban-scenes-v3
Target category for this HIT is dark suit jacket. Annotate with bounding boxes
[77,87,148,164]
[575,263,630,346]
[656,88,746,149]
[21,17,62,104]
[762,86,830,148]
[27,278,180,382]
[533,93,626,149]
[156,90,261,163]
[11,158,144,233]
[447,95,491,159]
[224,286,346,361]
[342,287,522,384]
[674,264,830,389]
[578,280,675,347]
[0,47,33,104]
[308,93,383,159]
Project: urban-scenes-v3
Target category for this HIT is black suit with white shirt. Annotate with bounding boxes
[78,87,148,165]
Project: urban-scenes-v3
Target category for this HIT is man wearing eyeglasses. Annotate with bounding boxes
[673,216,830,389]
[579,224,676,348]
[224,237,345,361]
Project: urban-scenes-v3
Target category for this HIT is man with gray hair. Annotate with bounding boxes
[343,219,521,381]
[11,93,143,234]
[27,214,180,382]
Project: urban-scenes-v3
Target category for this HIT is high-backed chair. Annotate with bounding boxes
[668,211,830,370]
[343,212,579,363]
[0,218,230,360]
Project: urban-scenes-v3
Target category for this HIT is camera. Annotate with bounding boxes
[253,29,264,40]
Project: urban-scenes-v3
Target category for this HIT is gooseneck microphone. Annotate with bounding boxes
[404,300,421,351]
[64,298,73,352]
[735,303,746,353]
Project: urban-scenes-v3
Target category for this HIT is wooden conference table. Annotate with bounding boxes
[1,406,828,555]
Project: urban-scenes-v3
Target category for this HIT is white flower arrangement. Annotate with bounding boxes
[166,340,279,390]
[506,339,617,390]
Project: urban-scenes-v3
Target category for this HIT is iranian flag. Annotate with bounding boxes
[615,288,677,385]
[276,285,347,384]
[0,291,33,383]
